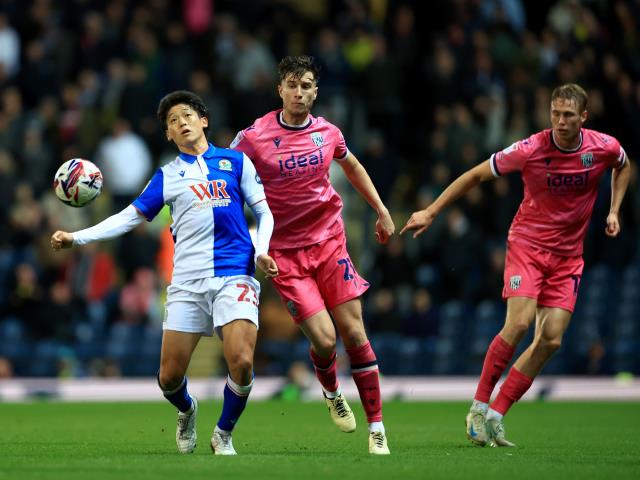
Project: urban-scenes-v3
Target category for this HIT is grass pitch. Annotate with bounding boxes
[1,400,638,480]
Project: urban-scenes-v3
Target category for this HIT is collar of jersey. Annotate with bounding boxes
[550,129,583,153]
[178,143,216,163]
[276,110,312,130]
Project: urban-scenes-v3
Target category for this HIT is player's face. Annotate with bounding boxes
[278,71,318,117]
[166,104,208,147]
[550,98,587,147]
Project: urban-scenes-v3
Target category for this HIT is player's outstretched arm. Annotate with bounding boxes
[606,153,631,237]
[50,205,145,251]
[401,160,494,238]
[338,152,395,244]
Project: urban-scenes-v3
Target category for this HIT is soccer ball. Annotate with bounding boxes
[53,158,103,207]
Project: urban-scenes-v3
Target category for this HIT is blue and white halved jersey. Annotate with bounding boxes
[132,143,265,283]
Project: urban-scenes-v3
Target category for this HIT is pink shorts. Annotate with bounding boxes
[502,240,584,313]
[270,234,370,323]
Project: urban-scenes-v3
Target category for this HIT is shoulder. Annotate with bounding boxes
[583,128,621,151]
[157,158,179,176]
[313,114,340,132]
[249,111,281,135]
[500,131,544,157]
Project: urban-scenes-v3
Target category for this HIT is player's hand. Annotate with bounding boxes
[50,231,74,251]
[375,208,395,245]
[605,212,621,237]
[400,208,437,238]
[256,254,278,278]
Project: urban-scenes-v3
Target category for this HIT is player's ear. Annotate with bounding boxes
[277,83,284,100]
[580,110,588,124]
[201,116,209,129]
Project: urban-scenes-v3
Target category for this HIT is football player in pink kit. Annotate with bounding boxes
[402,83,631,447]
[231,55,395,454]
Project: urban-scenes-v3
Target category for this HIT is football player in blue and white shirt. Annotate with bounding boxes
[51,91,278,455]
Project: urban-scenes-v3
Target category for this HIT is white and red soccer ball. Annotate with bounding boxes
[53,158,103,207]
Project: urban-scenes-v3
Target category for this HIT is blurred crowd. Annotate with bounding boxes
[0,0,639,379]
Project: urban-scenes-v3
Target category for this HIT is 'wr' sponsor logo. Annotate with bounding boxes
[189,180,230,200]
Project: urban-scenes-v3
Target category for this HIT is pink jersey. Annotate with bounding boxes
[231,110,349,249]
[490,128,626,256]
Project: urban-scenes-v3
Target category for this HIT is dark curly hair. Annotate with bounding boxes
[157,90,209,135]
[278,55,320,83]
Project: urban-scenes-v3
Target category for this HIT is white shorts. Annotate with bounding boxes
[164,275,260,339]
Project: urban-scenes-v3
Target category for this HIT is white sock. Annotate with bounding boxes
[323,387,340,399]
[486,408,503,422]
[368,421,385,434]
[471,400,489,413]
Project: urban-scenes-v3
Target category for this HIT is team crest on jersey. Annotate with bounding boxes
[273,137,281,148]
[310,132,324,147]
[581,153,593,168]
[218,159,232,171]
[509,275,521,291]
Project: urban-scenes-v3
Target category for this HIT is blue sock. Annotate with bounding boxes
[158,375,192,413]
[217,375,253,432]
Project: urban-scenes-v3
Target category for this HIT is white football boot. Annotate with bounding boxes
[176,396,198,453]
[368,431,390,455]
[465,409,490,446]
[324,392,356,433]
[487,417,516,447]
[210,426,237,455]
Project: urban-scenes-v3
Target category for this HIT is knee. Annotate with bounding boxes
[535,336,563,356]
[227,350,254,376]
[540,336,562,353]
[505,317,531,339]
[312,333,337,357]
[341,324,368,348]
[158,369,183,391]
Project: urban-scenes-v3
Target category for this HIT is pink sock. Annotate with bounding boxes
[475,335,516,403]
[490,367,534,415]
[310,348,339,393]
[346,342,382,423]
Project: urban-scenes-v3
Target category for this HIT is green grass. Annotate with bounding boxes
[1,400,639,480]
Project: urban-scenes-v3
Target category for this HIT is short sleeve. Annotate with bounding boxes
[490,138,532,176]
[239,153,266,206]
[333,128,349,161]
[608,139,626,169]
[132,169,164,221]
[230,127,257,159]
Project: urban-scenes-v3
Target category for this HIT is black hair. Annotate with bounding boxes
[277,55,320,83]
[157,90,209,135]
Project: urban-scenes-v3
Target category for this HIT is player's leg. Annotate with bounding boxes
[467,296,537,445]
[209,276,261,455]
[486,306,571,446]
[487,253,582,446]
[158,329,202,453]
[210,319,258,455]
[299,310,357,433]
[315,234,387,454]
[270,246,356,432]
[161,282,212,453]
[331,298,389,454]
[467,242,545,446]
